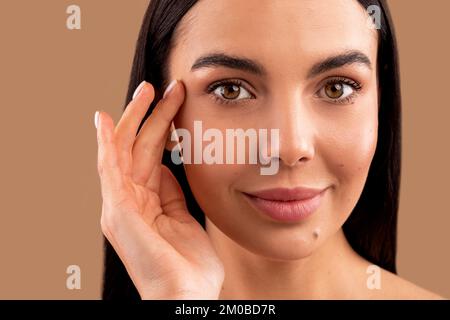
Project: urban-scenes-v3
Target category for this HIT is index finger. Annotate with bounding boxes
[114,81,156,176]
[131,79,185,185]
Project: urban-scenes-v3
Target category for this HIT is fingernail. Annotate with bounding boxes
[132,81,146,100]
[163,80,178,99]
[94,111,99,129]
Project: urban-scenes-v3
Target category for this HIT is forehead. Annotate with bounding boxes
[170,0,378,77]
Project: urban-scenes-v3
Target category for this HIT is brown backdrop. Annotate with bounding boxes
[0,0,448,299]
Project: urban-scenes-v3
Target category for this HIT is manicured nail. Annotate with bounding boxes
[163,80,178,99]
[94,111,99,129]
[132,81,146,100]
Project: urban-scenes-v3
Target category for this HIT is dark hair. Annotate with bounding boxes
[102,0,401,299]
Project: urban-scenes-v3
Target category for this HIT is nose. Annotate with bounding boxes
[267,91,316,167]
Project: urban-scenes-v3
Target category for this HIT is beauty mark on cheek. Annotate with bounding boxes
[313,228,320,240]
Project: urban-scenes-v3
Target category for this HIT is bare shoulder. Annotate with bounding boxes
[371,267,446,300]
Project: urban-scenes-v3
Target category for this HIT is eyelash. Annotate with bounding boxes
[206,79,254,106]
[206,77,363,106]
[316,77,363,105]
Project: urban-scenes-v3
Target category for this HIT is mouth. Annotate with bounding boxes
[242,186,328,223]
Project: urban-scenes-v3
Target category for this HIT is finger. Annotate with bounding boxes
[96,111,125,204]
[114,81,155,177]
[96,111,182,288]
[158,165,194,223]
[131,80,185,186]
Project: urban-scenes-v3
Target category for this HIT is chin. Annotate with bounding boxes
[238,231,321,262]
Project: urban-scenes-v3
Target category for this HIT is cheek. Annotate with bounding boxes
[184,163,240,204]
[174,105,249,219]
[173,91,259,204]
[320,106,378,217]
[329,121,377,182]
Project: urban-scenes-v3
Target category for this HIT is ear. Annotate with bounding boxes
[165,121,180,152]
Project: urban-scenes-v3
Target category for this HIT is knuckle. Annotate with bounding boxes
[157,108,173,125]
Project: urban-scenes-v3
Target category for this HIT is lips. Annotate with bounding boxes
[245,187,325,201]
[243,187,327,222]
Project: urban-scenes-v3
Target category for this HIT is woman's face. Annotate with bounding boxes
[166,0,379,260]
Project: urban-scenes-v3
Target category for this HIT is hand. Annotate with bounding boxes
[95,80,224,299]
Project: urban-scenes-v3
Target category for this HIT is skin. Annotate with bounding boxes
[96,0,444,299]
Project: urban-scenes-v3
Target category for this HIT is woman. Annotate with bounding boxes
[95,0,443,299]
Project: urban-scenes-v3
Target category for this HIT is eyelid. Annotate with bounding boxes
[206,78,255,94]
[206,78,256,105]
[316,76,362,90]
[315,76,363,104]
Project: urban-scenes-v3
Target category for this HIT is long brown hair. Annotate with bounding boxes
[102,0,401,299]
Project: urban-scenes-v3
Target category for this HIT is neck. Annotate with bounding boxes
[205,218,368,299]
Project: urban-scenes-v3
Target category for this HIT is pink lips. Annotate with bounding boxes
[243,187,327,222]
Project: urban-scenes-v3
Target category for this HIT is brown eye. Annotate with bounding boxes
[324,83,344,99]
[221,84,240,99]
[317,78,359,104]
[209,80,253,105]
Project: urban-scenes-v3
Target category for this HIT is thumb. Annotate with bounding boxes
[159,165,192,222]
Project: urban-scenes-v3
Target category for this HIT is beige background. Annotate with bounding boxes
[0,0,448,299]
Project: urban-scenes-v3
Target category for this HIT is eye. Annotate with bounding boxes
[206,79,254,105]
[317,77,363,104]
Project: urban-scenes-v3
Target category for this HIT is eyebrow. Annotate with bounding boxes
[190,50,372,78]
[306,50,372,78]
[191,52,266,76]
